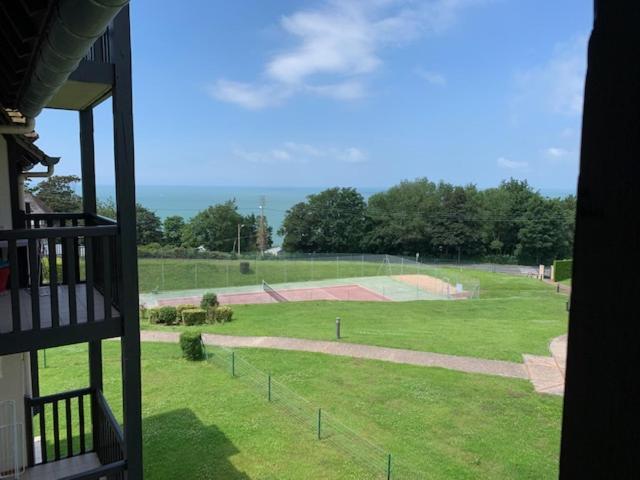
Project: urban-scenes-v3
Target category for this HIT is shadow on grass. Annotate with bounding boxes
[143,408,251,479]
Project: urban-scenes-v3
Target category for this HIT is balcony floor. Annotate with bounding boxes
[23,453,101,480]
[0,285,120,334]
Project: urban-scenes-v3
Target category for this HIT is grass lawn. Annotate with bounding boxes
[38,342,562,479]
[144,271,569,362]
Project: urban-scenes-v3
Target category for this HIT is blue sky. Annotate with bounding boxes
[35,0,592,191]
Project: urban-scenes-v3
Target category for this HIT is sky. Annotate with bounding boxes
[34,0,592,191]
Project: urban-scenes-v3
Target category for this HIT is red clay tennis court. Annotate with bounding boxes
[157,283,389,307]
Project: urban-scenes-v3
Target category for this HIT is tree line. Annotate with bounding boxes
[31,175,575,264]
[279,178,575,265]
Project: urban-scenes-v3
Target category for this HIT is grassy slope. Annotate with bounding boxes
[145,270,568,362]
[39,343,561,479]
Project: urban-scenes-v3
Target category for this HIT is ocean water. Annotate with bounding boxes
[94,185,575,245]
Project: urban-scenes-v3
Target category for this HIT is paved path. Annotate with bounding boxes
[139,331,568,386]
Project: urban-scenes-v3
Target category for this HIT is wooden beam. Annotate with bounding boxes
[560,2,640,477]
[110,6,143,478]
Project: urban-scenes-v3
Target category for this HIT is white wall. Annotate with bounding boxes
[0,353,31,472]
[0,135,12,230]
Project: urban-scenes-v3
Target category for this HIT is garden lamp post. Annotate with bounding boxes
[237,223,245,255]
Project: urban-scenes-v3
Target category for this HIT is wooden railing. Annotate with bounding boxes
[0,213,120,335]
[84,27,112,64]
[24,388,126,479]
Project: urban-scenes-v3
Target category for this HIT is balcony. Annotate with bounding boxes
[47,28,114,112]
[0,213,122,355]
[23,388,126,480]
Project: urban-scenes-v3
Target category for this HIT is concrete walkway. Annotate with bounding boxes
[140,331,568,395]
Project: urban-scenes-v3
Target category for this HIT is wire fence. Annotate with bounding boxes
[204,343,425,479]
[139,252,484,299]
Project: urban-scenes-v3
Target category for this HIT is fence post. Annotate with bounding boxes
[361,254,364,276]
[231,351,235,377]
[401,257,404,274]
[317,408,322,440]
[336,256,339,278]
[195,263,198,289]
[336,317,341,340]
[387,453,392,480]
[161,261,165,290]
[268,373,271,402]
[226,264,230,287]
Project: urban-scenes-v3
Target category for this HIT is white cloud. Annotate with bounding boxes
[208,80,291,110]
[335,147,367,163]
[514,36,587,117]
[416,68,447,86]
[210,0,486,109]
[545,147,569,158]
[233,142,367,164]
[497,156,528,169]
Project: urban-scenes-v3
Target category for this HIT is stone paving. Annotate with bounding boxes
[139,330,567,395]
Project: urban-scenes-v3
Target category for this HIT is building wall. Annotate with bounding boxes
[1,135,30,471]
[0,353,31,471]
[0,135,12,230]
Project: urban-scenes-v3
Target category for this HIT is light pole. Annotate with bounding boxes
[237,223,245,256]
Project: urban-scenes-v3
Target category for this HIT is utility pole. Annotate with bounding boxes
[258,195,266,255]
[237,223,244,256]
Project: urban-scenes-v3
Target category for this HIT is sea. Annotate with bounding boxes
[94,185,575,245]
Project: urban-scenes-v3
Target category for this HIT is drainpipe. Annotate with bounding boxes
[18,157,60,210]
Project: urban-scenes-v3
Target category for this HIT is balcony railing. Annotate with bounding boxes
[24,388,125,479]
[0,213,121,348]
[83,27,112,64]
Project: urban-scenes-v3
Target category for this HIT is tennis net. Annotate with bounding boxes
[262,280,288,303]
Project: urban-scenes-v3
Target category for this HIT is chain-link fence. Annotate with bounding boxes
[204,344,425,479]
[138,253,482,299]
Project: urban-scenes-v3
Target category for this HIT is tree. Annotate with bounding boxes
[364,178,438,255]
[98,198,162,245]
[279,188,368,253]
[430,183,484,259]
[163,215,186,246]
[29,175,81,212]
[516,197,569,264]
[187,200,244,252]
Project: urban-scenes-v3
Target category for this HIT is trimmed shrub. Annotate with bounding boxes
[147,307,161,324]
[553,259,572,282]
[182,308,207,326]
[179,331,205,361]
[215,306,234,324]
[158,306,178,325]
[200,292,219,310]
[239,261,251,274]
[205,307,217,324]
[176,304,198,317]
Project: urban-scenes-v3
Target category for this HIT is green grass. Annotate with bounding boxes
[38,342,562,479]
[138,257,463,293]
[145,271,568,362]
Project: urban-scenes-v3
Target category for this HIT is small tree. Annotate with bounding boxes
[179,332,205,361]
[29,175,82,212]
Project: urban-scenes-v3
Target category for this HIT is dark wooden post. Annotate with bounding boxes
[111,6,143,478]
[560,2,640,477]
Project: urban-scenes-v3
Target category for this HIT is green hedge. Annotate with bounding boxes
[553,259,572,282]
[200,292,219,310]
[179,331,205,361]
[182,308,207,326]
[158,306,178,325]
[214,306,233,324]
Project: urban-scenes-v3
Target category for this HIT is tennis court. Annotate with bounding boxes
[141,274,475,308]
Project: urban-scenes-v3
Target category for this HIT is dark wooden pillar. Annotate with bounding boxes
[111,6,143,478]
[559,3,640,478]
[80,108,103,409]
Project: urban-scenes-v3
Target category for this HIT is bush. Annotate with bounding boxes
[158,306,178,325]
[179,331,205,361]
[176,304,198,317]
[182,308,207,326]
[147,307,161,324]
[205,307,217,324]
[553,259,572,282]
[200,292,219,310]
[214,306,234,324]
[239,261,251,274]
